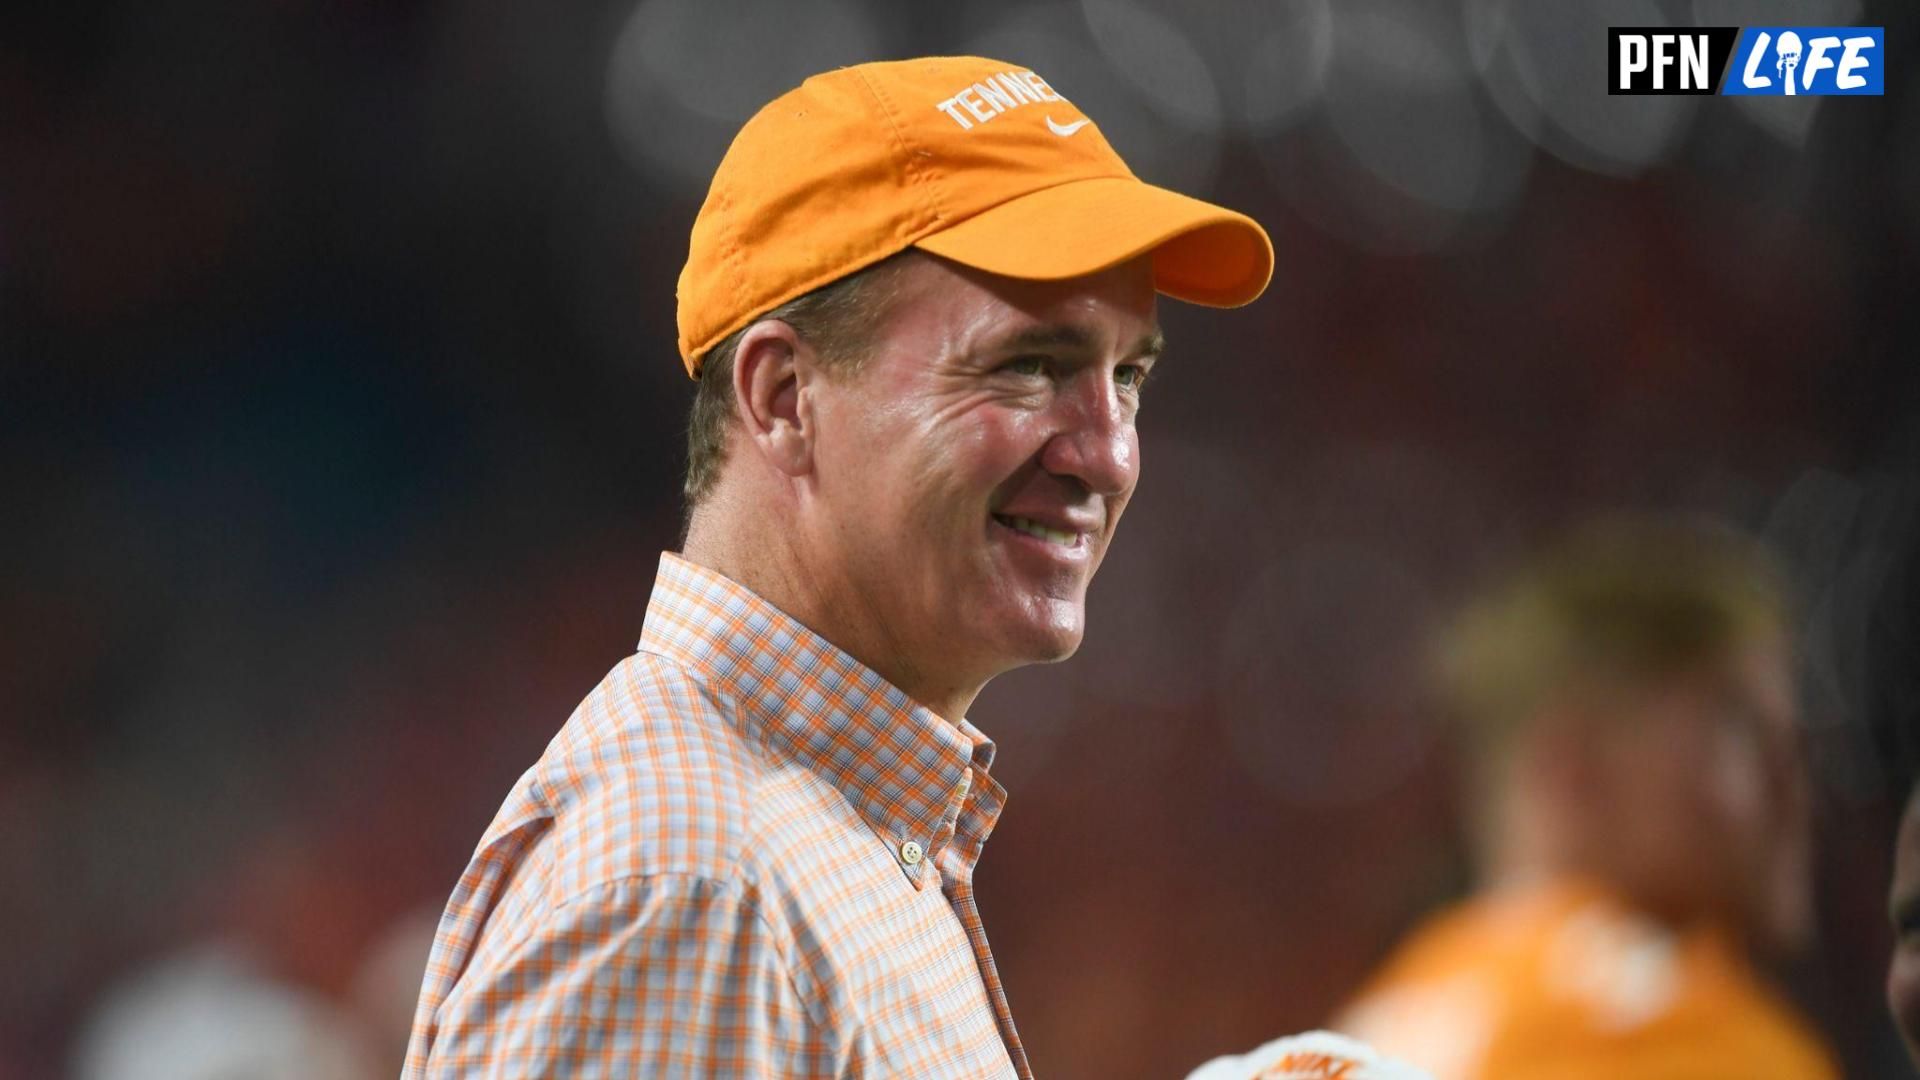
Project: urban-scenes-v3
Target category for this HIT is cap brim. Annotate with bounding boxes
[913,176,1273,308]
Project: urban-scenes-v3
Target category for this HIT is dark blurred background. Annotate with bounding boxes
[5,0,1918,1076]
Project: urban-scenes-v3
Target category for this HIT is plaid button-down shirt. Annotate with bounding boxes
[404,553,1029,1077]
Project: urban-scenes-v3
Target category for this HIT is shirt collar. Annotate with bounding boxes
[637,552,1007,888]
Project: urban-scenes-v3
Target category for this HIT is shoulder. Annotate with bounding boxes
[414,872,826,1076]
[532,651,772,901]
[1341,888,1838,1079]
[1636,945,1839,1079]
[1335,899,1518,1078]
[1501,891,1833,1076]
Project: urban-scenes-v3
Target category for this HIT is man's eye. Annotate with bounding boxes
[1003,355,1047,376]
[1115,364,1149,391]
[1897,900,1920,939]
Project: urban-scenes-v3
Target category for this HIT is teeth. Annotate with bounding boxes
[1000,515,1077,546]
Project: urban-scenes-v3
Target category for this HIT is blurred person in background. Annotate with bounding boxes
[72,944,376,1080]
[402,56,1273,1077]
[1890,777,1920,1068]
[1876,458,1920,1072]
[1323,517,1838,1079]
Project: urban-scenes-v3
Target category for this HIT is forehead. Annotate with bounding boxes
[874,253,1159,356]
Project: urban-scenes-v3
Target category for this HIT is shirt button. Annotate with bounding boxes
[899,840,924,866]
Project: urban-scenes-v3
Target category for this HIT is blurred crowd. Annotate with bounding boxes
[4,0,1918,1077]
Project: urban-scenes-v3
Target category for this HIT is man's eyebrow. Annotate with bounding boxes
[994,324,1166,361]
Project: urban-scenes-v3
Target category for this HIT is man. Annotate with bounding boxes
[1891,782,1920,1067]
[1326,519,1837,1078]
[1875,468,1920,1070]
[1884,632,1920,1069]
[402,56,1271,1076]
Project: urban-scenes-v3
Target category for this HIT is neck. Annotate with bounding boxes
[1479,761,1626,900]
[1481,787,1567,894]
[1481,782,1669,928]
[682,495,982,723]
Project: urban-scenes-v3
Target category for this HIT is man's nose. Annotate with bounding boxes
[1038,376,1138,498]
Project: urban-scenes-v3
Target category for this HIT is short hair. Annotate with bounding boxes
[1438,516,1792,759]
[682,251,919,512]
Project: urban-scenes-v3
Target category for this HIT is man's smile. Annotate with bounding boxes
[989,511,1099,564]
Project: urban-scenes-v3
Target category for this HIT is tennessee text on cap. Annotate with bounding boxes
[675,55,1276,377]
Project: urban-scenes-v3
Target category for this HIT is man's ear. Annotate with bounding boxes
[731,319,820,478]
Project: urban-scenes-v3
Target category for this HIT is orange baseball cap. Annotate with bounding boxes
[675,55,1274,377]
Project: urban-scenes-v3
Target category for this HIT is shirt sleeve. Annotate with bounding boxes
[411,874,830,1078]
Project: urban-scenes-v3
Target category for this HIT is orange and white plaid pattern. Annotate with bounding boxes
[404,552,1028,1077]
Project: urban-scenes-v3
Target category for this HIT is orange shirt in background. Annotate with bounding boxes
[1333,878,1838,1080]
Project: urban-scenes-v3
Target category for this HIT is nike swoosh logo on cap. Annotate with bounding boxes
[1046,115,1090,136]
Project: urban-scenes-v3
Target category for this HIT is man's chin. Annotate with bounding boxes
[1016,618,1086,665]
[1026,637,1082,665]
[984,609,1086,668]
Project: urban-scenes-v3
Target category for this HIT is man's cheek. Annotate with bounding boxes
[1893,957,1920,1046]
